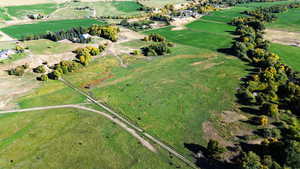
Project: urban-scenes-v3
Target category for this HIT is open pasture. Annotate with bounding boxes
[2,1,300,168]
[61,8,249,155]
[23,39,79,55]
[145,19,234,51]
[0,0,54,7]
[139,0,187,8]
[0,8,12,21]
[5,3,58,19]
[0,108,187,169]
[0,19,105,39]
[267,8,300,32]
[270,43,300,71]
[51,1,143,19]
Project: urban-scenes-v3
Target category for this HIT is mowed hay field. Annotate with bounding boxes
[51,1,143,19]
[140,0,187,8]
[0,108,188,169]
[0,0,54,7]
[0,19,105,39]
[5,3,58,19]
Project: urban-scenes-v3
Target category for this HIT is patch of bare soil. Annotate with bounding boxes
[0,68,39,110]
[171,16,203,31]
[0,31,15,41]
[0,0,52,7]
[202,121,233,147]
[265,29,300,47]
[220,111,247,123]
[102,28,145,57]
[0,46,78,109]
[247,138,264,145]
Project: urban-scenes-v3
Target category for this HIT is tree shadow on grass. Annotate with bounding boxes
[184,143,238,169]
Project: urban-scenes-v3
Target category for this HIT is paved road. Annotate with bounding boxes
[60,78,200,169]
[0,104,157,152]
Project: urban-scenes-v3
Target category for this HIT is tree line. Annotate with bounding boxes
[21,24,119,43]
[219,3,300,169]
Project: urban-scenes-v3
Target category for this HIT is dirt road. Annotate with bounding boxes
[60,78,200,169]
[0,104,157,152]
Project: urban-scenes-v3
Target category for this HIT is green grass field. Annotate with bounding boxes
[51,1,143,19]
[145,19,234,51]
[5,3,58,19]
[267,8,300,32]
[0,8,12,21]
[140,0,186,8]
[2,1,299,168]
[270,43,300,71]
[0,108,188,169]
[61,6,250,156]
[0,19,105,39]
[24,39,77,55]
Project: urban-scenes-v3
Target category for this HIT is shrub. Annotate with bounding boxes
[8,64,28,76]
[132,49,142,55]
[33,65,46,73]
[145,34,166,42]
[258,115,269,126]
[142,42,171,56]
[206,139,226,159]
[37,74,49,81]
[261,103,279,117]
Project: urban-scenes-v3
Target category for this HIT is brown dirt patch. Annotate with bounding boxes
[265,29,300,47]
[202,121,233,147]
[220,111,247,123]
[81,73,114,89]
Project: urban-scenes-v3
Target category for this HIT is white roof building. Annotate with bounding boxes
[0,50,14,60]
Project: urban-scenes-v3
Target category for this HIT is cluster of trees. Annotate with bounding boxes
[8,64,29,76]
[141,34,174,56]
[88,25,119,42]
[229,3,300,169]
[143,33,166,42]
[96,13,149,20]
[36,45,106,81]
[33,65,46,73]
[15,45,25,53]
[150,14,172,24]
[74,45,106,65]
[141,42,172,56]
[45,60,82,80]
[120,19,154,31]
[21,27,91,43]
[217,0,288,6]
[197,5,218,14]
[21,24,120,43]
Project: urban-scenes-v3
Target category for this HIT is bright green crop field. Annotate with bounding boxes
[5,3,58,19]
[0,19,105,39]
[51,1,143,19]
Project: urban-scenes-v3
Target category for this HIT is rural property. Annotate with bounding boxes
[0,0,299,169]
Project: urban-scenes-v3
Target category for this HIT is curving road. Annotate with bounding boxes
[0,104,157,153]
[60,78,200,169]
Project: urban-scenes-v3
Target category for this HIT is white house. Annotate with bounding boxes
[0,50,14,60]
